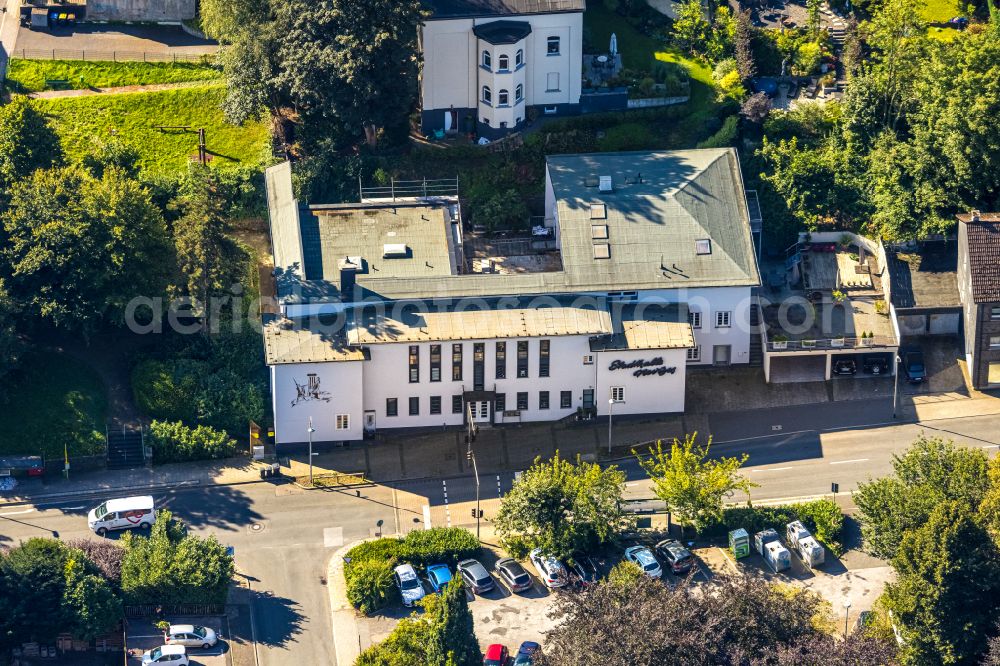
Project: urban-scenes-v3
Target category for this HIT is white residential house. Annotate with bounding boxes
[418,0,585,138]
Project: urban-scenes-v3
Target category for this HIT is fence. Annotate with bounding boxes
[124,604,225,619]
[11,48,215,63]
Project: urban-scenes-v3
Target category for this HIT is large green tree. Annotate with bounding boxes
[494,452,628,560]
[2,166,171,334]
[855,436,990,560]
[636,434,755,532]
[885,502,1000,665]
[0,97,61,204]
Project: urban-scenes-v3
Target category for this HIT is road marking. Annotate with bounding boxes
[0,508,33,516]
[496,474,502,498]
[830,458,869,465]
[771,425,783,431]
[422,504,432,529]
[715,430,814,444]
[323,526,343,548]
[442,480,451,527]
[750,467,794,473]
[983,445,999,449]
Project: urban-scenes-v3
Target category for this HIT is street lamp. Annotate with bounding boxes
[892,354,902,419]
[843,600,852,641]
[467,438,481,541]
[608,398,617,455]
[307,418,316,485]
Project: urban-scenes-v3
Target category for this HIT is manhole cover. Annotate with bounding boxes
[250,523,263,532]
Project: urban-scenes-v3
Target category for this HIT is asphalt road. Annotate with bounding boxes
[3,409,1000,664]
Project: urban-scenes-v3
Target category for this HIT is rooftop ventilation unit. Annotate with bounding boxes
[599,176,613,192]
[382,243,408,258]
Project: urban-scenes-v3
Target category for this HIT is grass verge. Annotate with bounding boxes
[6,58,221,93]
[0,351,108,459]
[920,0,956,22]
[31,84,271,176]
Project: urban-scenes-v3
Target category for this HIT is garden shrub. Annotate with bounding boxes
[346,559,397,614]
[148,420,238,463]
[401,527,481,566]
[598,122,655,151]
[697,115,739,148]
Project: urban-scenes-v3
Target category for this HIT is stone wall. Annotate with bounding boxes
[86,0,195,22]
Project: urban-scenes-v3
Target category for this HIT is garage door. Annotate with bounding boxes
[929,313,960,335]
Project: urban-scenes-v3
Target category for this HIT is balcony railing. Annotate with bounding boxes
[766,336,897,352]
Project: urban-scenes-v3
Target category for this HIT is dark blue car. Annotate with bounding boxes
[513,641,540,666]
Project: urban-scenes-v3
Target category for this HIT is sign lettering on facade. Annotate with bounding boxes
[608,357,677,377]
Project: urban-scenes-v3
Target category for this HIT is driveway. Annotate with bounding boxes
[126,617,231,666]
[14,23,217,59]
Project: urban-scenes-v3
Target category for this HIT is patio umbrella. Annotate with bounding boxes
[610,33,618,56]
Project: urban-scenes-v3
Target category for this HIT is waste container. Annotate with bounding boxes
[729,528,750,559]
[754,528,790,572]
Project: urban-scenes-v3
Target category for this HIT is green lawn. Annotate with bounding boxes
[6,59,222,93]
[926,25,961,40]
[585,1,667,73]
[32,84,271,175]
[0,351,108,459]
[920,0,956,23]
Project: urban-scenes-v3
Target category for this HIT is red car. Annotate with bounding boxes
[484,643,509,666]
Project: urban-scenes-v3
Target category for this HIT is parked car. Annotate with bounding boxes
[164,624,218,649]
[393,563,426,607]
[566,554,599,587]
[142,645,189,665]
[654,539,694,575]
[483,643,509,666]
[862,354,890,375]
[902,350,926,383]
[494,557,533,593]
[530,548,569,589]
[513,641,541,665]
[88,495,155,536]
[832,358,857,376]
[457,558,495,594]
[426,564,453,593]
[624,545,662,579]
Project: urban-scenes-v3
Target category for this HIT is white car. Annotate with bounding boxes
[87,496,155,536]
[624,546,663,579]
[393,563,426,607]
[142,644,189,665]
[529,548,568,588]
[164,624,218,649]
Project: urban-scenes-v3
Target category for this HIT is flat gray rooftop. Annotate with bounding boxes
[887,245,959,310]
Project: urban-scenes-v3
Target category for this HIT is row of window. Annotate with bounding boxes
[481,84,524,106]
[687,310,731,329]
[385,388,599,416]
[480,37,559,71]
[409,341,550,383]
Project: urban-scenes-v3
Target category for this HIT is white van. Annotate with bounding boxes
[88,495,156,535]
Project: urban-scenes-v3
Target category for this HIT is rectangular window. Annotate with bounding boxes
[990,335,1000,349]
[560,390,572,409]
[989,362,1000,385]
[546,72,559,91]
[992,306,1000,320]
[716,311,732,328]
[517,340,529,378]
[583,354,595,365]
[452,395,463,414]
[430,396,442,415]
[539,340,550,378]
[452,343,463,381]
[336,414,350,430]
[547,36,560,55]
[687,345,701,362]
[495,341,507,379]
[386,398,398,417]
[611,386,624,402]
[539,391,550,409]
[408,345,419,383]
[473,343,485,391]
[688,311,702,329]
[582,389,595,409]
[496,393,506,412]
[429,345,441,382]
[409,397,419,416]
[516,392,529,411]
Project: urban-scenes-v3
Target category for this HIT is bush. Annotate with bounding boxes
[346,559,397,614]
[598,122,655,151]
[401,527,482,566]
[709,499,845,556]
[697,115,739,148]
[148,420,238,463]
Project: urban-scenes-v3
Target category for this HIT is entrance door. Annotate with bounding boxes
[472,401,491,423]
[713,345,732,366]
[364,411,376,434]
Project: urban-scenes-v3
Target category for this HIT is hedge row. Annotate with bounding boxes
[706,499,846,556]
[148,420,238,463]
[344,528,481,613]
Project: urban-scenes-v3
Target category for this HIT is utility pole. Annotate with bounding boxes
[465,400,481,540]
[892,354,901,418]
[307,417,315,486]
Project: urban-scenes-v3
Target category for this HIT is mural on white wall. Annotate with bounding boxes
[291,373,332,407]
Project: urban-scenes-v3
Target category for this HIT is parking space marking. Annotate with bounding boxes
[323,526,343,548]
[442,480,451,527]
[750,466,794,472]
[496,475,502,498]
[422,504,432,528]
[830,458,869,465]
[0,508,33,516]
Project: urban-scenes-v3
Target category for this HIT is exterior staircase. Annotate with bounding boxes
[749,301,764,367]
[106,424,146,469]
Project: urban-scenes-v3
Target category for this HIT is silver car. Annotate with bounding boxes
[164,624,218,649]
[624,546,662,579]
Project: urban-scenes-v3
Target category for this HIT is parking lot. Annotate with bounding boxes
[15,22,217,57]
[126,617,231,666]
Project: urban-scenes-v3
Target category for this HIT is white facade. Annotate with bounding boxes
[419,11,583,135]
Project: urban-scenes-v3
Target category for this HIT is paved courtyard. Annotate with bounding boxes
[14,23,217,58]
